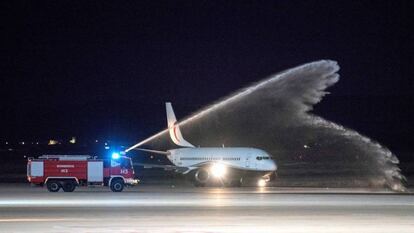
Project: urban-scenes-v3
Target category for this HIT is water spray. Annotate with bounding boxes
[127,60,405,191]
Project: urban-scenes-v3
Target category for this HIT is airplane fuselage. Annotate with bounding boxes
[167,147,277,173]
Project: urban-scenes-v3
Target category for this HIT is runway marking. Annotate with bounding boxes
[0,218,80,222]
[0,198,413,208]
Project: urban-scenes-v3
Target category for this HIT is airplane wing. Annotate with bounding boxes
[132,163,190,173]
[132,161,218,174]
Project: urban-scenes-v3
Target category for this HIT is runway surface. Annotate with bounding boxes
[0,184,413,233]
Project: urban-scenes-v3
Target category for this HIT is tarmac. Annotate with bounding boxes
[0,184,413,233]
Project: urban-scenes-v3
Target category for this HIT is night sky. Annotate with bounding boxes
[1,1,413,153]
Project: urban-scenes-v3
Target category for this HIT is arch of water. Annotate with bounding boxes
[128,60,405,191]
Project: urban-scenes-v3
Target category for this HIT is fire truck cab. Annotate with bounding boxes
[27,154,139,192]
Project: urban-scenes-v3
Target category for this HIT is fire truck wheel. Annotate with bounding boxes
[46,180,61,192]
[62,181,76,192]
[110,179,124,192]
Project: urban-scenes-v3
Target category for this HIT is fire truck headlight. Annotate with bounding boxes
[211,163,227,178]
[112,152,120,159]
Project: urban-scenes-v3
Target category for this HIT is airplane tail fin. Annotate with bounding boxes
[166,102,195,148]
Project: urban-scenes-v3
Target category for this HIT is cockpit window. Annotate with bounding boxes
[256,156,270,160]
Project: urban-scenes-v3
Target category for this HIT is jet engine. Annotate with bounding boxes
[194,168,210,184]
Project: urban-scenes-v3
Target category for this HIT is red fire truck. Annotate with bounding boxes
[27,154,139,192]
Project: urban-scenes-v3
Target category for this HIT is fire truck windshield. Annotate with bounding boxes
[120,157,132,169]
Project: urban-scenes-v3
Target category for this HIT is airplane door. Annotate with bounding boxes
[245,157,250,168]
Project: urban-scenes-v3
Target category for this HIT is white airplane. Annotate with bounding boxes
[131,102,277,187]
